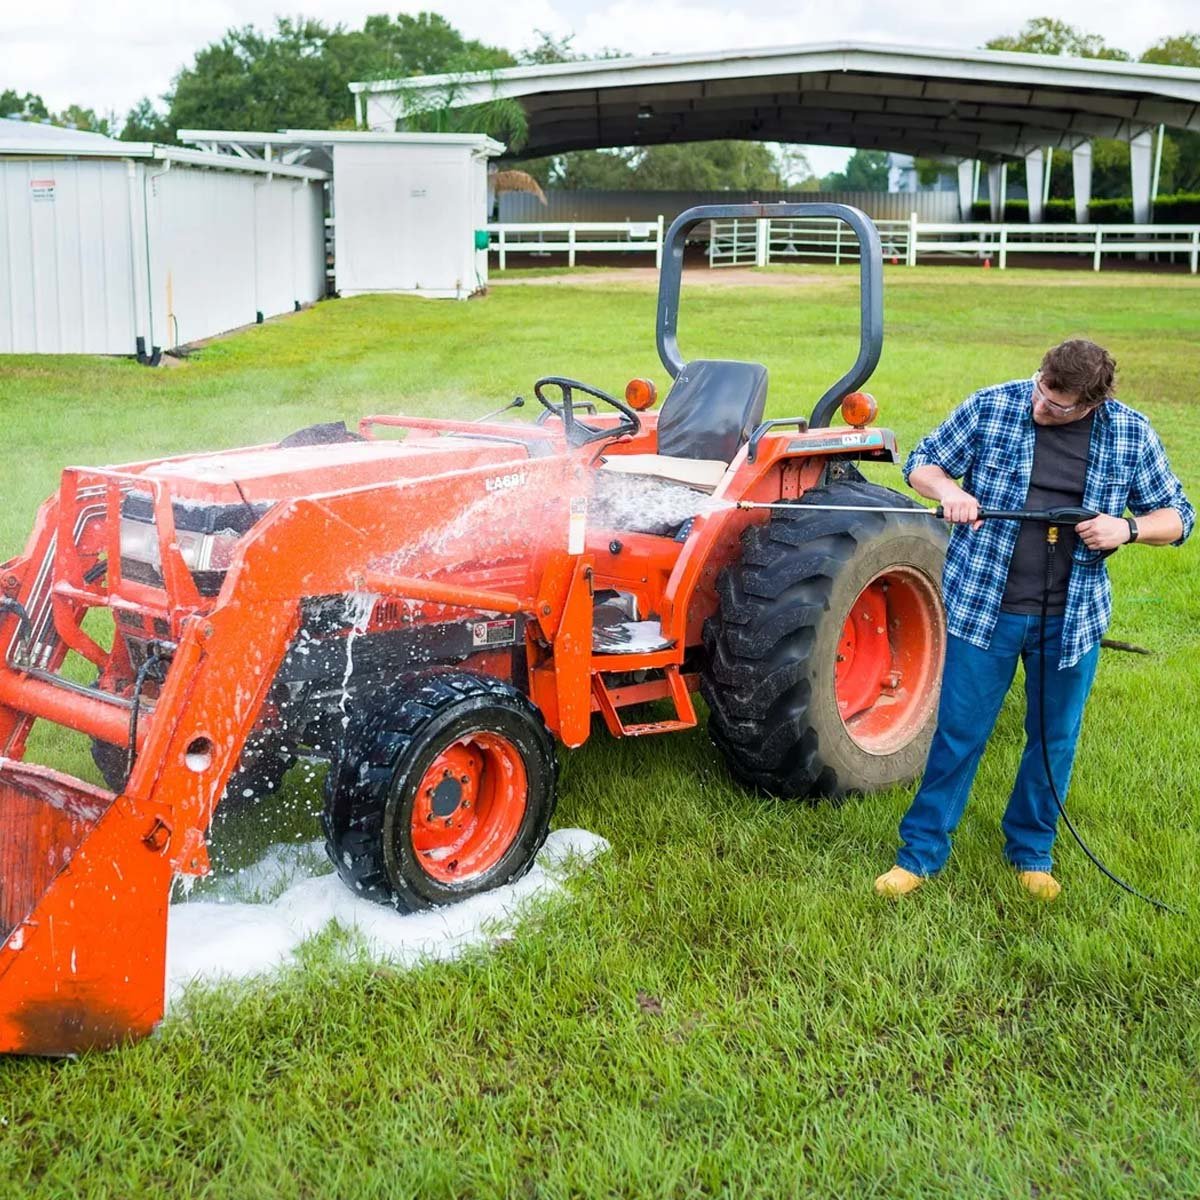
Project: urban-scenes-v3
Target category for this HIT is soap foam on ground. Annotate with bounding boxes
[165,829,608,1008]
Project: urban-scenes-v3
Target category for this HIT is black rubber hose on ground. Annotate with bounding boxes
[1036,531,1178,914]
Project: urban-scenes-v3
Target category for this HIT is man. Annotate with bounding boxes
[875,339,1193,901]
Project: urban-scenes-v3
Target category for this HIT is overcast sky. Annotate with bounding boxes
[3,1,1195,173]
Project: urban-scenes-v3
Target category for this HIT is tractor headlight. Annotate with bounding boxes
[119,493,268,596]
[118,516,161,569]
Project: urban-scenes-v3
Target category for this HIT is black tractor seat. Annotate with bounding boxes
[593,359,768,534]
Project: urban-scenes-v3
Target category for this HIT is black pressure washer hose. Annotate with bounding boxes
[736,499,1178,912]
[1036,524,1179,914]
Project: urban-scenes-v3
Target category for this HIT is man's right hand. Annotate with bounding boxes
[908,465,983,530]
[940,486,982,530]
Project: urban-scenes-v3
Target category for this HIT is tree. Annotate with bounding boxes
[820,150,889,192]
[1141,33,1200,68]
[161,13,514,139]
[120,98,172,142]
[633,141,786,190]
[1,89,49,120]
[986,17,1130,60]
[515,140,802,191]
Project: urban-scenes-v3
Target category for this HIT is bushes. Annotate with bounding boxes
[967,193,1200,222]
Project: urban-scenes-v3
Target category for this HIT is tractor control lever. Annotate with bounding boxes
[476,396,526,422]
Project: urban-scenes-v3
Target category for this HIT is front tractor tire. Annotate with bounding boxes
[323,672,557,911]
[702,480,948,799]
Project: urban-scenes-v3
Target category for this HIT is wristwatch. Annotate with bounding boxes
[1125,516,1139,544]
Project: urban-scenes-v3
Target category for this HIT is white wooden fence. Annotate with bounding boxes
[909,217,1200,272]
[708,217,911,266]
[489,214,1200,274]
[486,218,664,269]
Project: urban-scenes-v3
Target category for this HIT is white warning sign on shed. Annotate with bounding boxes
[30,178,56,202]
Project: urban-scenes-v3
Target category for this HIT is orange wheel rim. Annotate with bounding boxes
[410,731,528,884]
[835,566,945,755]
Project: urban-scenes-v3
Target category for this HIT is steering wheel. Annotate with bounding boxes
[533,376,642,447]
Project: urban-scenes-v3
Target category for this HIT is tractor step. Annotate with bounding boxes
[590,620,674,655]
[591,664,697,737]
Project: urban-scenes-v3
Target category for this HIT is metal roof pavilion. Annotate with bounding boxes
[352,41,1200,223]
[351,41,1200,161]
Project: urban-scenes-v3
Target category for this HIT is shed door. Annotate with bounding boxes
[334,145,469,295]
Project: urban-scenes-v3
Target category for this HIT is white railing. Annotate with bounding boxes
[908,215,1200,272]
[709,217,911,267]
[487,217,665,269]
[488,215,1200,274]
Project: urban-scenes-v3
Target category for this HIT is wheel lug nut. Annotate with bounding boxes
[460,774,469,784]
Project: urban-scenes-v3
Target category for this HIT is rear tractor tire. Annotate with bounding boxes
[702,480,948,798]
[322,671,557,911]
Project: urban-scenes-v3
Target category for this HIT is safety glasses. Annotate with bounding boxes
[1031,372,1089,415]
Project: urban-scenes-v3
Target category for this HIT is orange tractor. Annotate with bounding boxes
[0,204,946,1054]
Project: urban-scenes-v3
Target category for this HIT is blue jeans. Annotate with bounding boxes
[896,612,1100,876]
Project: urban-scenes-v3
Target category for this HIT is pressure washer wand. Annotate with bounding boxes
[734,501,1101,525]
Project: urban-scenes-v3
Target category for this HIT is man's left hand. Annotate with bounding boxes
[1076,514,1131,551]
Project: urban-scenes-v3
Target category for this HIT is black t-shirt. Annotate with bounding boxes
[1000,411,1095,615]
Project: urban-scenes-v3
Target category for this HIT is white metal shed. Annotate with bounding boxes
[0,120,328,357]
[178,131,503,300]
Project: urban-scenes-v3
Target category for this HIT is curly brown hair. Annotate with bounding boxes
[1040,339,1116,407]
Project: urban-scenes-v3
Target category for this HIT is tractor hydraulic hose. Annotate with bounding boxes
[0,598,33,661]
[124,643,166,788]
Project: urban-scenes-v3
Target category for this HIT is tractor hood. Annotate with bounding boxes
[126,435,533,506]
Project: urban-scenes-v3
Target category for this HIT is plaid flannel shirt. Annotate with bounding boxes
[904,378,1194,669]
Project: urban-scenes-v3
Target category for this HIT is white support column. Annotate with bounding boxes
[1043,147,1054,208]
[987,163,1004,221]
[1025,149,1046,223]
[957,160,975,221]
[1152,124,1165,204]
[1072,142,1093,223]
[1130,129,1153,224]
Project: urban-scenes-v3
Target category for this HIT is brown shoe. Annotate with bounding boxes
[874,866,924,898]
[1017,870,1061,901]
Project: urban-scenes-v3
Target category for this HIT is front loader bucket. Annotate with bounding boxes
[0,759,172,1055]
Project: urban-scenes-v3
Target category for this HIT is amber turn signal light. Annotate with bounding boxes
[625,378,658,410]
[840,391,878,428]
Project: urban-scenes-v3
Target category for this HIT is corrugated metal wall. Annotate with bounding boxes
[0,158,140,353]
[499,189,959,224]
[0,157,326,356]
[147,167,325,349]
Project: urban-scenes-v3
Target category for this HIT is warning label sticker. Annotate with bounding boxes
[471,618,517,648]
[30,179,55,203]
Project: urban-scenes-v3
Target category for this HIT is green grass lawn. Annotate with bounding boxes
[2,267,1199,1198]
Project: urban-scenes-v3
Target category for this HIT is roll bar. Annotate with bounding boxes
[654,203,883,454]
